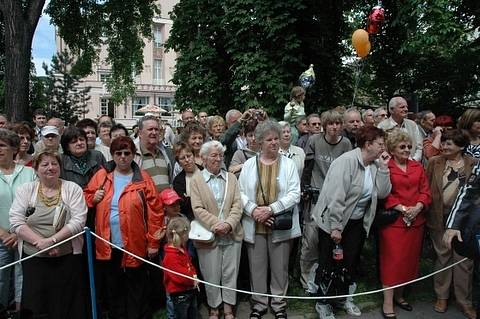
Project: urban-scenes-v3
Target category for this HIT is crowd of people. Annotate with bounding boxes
[0,91,479,319]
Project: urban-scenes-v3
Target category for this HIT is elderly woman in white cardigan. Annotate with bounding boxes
[238,120,301,319]
[190,140,243,319]
[9,151,87,319]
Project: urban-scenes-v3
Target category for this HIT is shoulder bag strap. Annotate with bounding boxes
[256,156,267,205]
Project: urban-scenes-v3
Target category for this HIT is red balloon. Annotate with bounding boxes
[367,5,385,34]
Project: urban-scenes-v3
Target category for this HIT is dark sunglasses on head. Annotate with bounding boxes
[399,144,413,150]
[114,151,132,157]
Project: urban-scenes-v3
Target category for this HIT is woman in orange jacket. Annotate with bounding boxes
[84,136,164,319]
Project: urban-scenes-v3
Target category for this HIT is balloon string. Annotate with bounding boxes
[351,58,365,107]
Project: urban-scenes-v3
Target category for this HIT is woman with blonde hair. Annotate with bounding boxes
[207,116,226,141]
[379,129,431,318]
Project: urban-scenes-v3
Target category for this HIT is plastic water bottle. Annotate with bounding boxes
[332,244,344,261]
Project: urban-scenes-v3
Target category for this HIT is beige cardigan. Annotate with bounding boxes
[190,170,243,247]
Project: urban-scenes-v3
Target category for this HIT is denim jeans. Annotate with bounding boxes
[0,242,19,310]
[171,291,197,319]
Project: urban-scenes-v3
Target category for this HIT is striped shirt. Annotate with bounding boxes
[138,145,170,191]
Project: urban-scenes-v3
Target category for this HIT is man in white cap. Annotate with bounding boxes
[34,125,63,154]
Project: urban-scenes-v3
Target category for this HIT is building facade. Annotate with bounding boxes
[55,0,179,128]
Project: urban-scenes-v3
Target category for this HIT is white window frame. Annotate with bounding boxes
[153,59,163,85]
[153,24,163,49]
[132,96,150,116]
[100,98,108,115]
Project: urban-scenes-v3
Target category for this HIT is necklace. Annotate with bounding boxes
[38,183,61,207]
[446,157,464,169]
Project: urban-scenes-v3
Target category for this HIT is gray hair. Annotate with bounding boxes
[344,107,361,118]
[225,109,241,123]
[199,140,226,158]
[373,107,387,117]
[278,121,290,129]
[0,128,20,150]
[255,120,282,143]
[388,96,407,112]
[138,115,160,130]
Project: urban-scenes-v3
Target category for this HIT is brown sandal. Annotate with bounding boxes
[209,308,219,319]
[224,312,235,319]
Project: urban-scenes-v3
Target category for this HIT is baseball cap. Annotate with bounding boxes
[159,188,182,205]
[41,126,60,137]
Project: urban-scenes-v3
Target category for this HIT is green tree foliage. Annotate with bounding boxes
[168,0,479,117]
[166,0,232,115]
[42,51,91,125]
[349,0,480,115]
[166,0,305,118]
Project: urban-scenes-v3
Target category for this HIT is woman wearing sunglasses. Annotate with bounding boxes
[84,136,164,319]
[378,129,431,319]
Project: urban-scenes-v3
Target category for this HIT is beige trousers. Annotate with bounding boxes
[430,229,474,307]
[197,241,242,308]
[247,234,292,313]
[299,218,319,289]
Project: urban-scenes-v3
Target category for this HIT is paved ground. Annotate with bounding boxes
[200,300,469,319]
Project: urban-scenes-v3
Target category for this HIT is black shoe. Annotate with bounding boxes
[381,310,397,319]
[394,299,413,311]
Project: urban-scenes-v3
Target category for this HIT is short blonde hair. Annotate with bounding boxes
[207,115,225,130]
[386,129,412,153]
[166,217,190,248]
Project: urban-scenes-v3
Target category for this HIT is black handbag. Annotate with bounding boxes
[373,199,400,228]
[256,156,293,230]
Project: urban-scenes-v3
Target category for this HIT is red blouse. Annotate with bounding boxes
[384,159,432,226]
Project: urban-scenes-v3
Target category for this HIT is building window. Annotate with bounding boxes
[153,24,163,48]
[99,73,111,82]
[153,59,162,85]
[132,96,149,116]
[158,97,174,111]
[100,98,108,115]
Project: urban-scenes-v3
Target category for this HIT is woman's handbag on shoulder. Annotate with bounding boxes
[189,220,215,243]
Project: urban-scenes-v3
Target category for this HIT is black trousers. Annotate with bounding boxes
[315,218,366,303]
[96,249,150,319]
[21,253,87,319]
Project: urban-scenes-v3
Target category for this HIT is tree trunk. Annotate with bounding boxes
[1,0,45,122]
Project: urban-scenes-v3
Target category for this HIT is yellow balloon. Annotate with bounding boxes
[356,41,371,58]
[352,29,370,52]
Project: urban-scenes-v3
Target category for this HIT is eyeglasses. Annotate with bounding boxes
[310,122,321,126]
[208,154,224,159]
[399,144,413,150]
[114,151,132,157]
[378,114,388,118]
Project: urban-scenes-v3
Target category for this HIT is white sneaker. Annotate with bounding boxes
[315,303,335,319]
[343,300,361,317]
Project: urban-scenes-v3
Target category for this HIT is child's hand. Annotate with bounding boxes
[193,274,200,290]
[154,226,167,240]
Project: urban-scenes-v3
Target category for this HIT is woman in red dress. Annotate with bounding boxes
[379,129,431,319]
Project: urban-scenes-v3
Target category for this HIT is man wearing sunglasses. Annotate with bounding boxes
[377,96,423,161]
[296,113,322,150]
